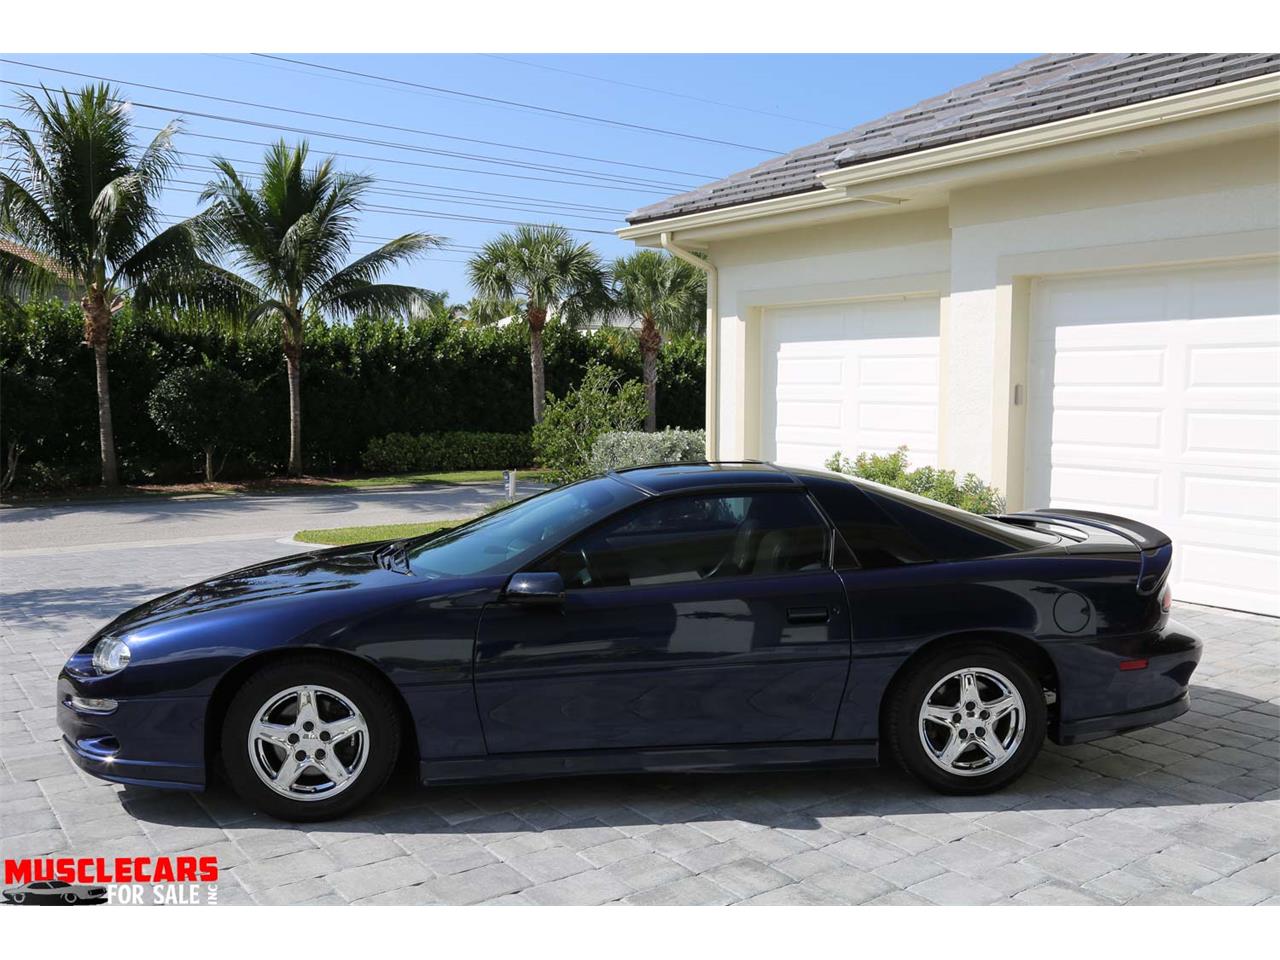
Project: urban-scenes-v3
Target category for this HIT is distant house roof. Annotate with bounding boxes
[0,237,75,286]
[627,53,1280,226]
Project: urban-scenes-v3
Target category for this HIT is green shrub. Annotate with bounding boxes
[825,446,1004,514]
[147,366,254,481]
[0,299,705,487]
[360,431,533,474]
[588,428,706,473]
[533,363,646,483]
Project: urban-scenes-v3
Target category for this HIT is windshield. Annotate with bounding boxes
[405,476,644,578]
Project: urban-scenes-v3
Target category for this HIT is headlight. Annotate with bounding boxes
[92,636,131,675]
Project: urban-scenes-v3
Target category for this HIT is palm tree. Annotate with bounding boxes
[468,224,608,423]
[0,85,242,486]
[201,141,442,475]
[611,249,706,432]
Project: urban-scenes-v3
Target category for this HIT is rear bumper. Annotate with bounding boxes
[1056,691,1190,745]
[1051,618,1203,745]
[56,676,206,791]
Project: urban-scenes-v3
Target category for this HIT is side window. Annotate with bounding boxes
[807,478,931,568]
[545,492,829,589]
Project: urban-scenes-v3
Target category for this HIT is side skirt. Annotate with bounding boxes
[420,740,879,786]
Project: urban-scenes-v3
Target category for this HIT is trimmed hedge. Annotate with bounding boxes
[0,300,704,488]
[361,431,533,473]
[589,428,706,473]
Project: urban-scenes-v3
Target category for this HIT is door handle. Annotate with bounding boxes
[787,606,829,624]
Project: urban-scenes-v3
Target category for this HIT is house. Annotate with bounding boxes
[619,53,1280,615]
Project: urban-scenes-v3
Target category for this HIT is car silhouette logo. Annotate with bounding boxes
[1,880,108,905]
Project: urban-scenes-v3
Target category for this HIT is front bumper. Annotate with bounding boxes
[56,676,206,790]
[1052,618,1204,745]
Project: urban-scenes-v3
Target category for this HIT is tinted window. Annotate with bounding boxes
[863,482,1058,558]
[406,476,644,578]
[807,478,931,568]
[544,492,829,589]
[807,473,1059,566]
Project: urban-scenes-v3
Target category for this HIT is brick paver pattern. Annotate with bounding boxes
[2,538,1277,905]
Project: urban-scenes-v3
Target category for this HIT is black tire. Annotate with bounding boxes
[220,656,401,822]
[888,644,1046,795]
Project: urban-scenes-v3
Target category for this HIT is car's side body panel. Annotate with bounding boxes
[473,570,852,752]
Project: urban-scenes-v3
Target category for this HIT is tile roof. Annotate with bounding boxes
[627,53,1280,226]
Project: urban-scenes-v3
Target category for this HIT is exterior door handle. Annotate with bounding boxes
[787,606,829,624]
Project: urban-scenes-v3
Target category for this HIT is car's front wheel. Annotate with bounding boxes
[889,646,1046,794]
[221,657,401,822]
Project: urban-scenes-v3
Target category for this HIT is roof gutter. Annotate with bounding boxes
[660,231,719,460]
[618,72,1280,242]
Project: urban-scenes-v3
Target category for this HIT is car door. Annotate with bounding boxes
[473,490,852,753]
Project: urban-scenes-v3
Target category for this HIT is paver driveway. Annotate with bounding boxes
[1,528,1277,905]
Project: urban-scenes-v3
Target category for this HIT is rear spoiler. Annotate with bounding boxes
[1004,508,1172,596]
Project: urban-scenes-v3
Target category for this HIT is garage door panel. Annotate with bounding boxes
[1054,348,1166,386]
[763,296,939,471]
[1187,345,1279,388]
[1027,258,1280,615]
[1183,473,1280,529]
[1052,408,1162,448]
[1049,465,1162,512]
[1184,412,1280,459]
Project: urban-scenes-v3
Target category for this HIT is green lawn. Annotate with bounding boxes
[324,468,550,489]
[293,519,464,546]
[3,468,550,507]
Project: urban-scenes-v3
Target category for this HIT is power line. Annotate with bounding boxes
[162,185,618,236]
[253,54,788,156]
[0,77,692,192]
[2,101,670,203]
[2,112,633,215]
[167,175,623,225]
[0,57,717,181]
[483,54,845,132]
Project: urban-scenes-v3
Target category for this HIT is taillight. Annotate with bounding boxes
[1160,583,1172,614]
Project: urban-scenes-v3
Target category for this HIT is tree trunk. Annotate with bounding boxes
[285,351,303,476]
[204,446,216,483]
[82,291,119,487]
[638,318,662,433]
[528,306,547,424]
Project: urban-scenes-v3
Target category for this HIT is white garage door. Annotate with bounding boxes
[1026,258,1280,616]
[761,296,940,471]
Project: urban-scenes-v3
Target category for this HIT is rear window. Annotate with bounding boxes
[807,474,1057,567]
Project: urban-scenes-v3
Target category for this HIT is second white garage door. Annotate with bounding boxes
[761,296,940,471]
[1025,258,1280,616]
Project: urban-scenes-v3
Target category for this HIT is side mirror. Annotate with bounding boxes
[504,572,565,606]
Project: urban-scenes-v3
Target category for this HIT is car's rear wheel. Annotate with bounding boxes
[221,657,400,822]
[889,645,1046,794]
[62,893,77,904]
[11,892,25,904]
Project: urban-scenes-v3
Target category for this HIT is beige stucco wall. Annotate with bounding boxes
[705,132,1280,505]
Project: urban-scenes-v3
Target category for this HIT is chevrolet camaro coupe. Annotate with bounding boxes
[58,463,1203,821]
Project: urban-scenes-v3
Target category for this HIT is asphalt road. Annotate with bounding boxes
[0,483,517,555]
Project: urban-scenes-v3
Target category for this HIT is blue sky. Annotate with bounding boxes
[0,53,1031,300]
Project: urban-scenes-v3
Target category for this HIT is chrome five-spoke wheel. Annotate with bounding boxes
[247,684,369,801]
[917,667,1025,776]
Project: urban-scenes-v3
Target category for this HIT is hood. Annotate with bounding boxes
[95,541,410,640]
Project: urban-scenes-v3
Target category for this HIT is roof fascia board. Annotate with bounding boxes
[617,73,1280,245]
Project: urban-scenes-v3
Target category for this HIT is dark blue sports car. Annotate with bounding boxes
[58,463,1203,821]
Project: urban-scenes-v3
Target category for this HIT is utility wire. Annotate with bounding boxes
[253,54,788,155]
[0,59,714,181]
[483,54,845,132]
[0,76,693,192]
